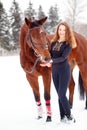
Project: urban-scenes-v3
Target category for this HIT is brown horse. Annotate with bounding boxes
[68,32,87,109]
[20,17,52,122]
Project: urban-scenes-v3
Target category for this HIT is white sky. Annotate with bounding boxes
[1,0,62,14]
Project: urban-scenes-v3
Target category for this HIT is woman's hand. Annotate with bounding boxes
[40,62,52,67]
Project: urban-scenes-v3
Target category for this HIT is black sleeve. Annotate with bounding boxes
[52,45,72,64]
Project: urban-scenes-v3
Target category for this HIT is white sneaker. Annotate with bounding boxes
[61,116,67,123]
[61,115,76,123]
[66,115,76,123]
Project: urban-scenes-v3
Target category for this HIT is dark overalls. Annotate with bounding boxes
[50,41,72,119]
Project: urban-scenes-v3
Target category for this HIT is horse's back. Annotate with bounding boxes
[74,32,87,45]
[74,32,87,57]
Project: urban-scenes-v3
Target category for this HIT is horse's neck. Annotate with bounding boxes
[47,33,54,42]
[21,23,28,36]
[46,33,54,50]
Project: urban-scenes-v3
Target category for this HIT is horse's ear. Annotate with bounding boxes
[25,17,31,26]
[38,17,48,25]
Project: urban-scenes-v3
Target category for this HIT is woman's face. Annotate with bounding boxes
[58,24,66,39]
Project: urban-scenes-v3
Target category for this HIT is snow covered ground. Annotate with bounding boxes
[0,55,87,130]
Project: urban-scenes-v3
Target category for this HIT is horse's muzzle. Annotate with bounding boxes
[45,57,52,62]
[39,55,52,63]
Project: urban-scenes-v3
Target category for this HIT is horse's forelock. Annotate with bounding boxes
[30,21,40,29]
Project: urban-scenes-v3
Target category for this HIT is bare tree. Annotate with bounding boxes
[61,0,87,32]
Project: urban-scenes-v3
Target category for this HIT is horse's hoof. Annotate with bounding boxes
[70,105,72,109]
[85,106,87,109]
[69,102,72,109]
[46,116,52,122]
[37,116,42,120]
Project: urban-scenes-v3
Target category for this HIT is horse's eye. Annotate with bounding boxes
[40,32,46,37]
[32,37,36,41]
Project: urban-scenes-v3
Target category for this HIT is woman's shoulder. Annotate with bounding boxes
[63,41,71,46]
[51,41,56,44]
[65,43,72,50]
[62,42,72,49]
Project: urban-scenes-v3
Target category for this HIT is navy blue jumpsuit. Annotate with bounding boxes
[50,41,72,119]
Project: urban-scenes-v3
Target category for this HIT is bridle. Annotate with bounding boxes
[27,26,49,57]
[26,26,50,73]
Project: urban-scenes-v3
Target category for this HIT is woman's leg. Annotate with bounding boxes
[52,67,65,118]
[59,99,66,119]
[58,66,71,117]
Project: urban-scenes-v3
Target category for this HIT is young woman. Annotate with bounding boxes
[40,22,77,123]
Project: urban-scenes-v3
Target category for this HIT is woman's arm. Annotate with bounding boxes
[52,45,72,64]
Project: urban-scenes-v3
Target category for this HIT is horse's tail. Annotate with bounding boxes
[78,71,85,100]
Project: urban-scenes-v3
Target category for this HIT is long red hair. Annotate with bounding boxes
[51,22,77,48]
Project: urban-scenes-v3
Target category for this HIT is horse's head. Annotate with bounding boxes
[25,17,52,63]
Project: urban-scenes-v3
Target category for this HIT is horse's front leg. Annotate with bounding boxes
[26,73,43,119]
[42,69,52,122]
